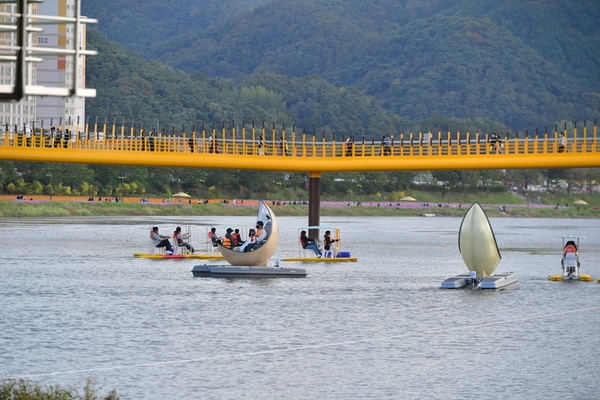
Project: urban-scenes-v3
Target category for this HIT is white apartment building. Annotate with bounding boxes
[0,0,87,132]
[0,2,36,131]
[35,0,87,130]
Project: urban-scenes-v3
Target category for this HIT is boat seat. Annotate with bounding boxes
[174,243,189,255]
[324,248,338,258]
[206,240,218,254]
[151,246,165,256]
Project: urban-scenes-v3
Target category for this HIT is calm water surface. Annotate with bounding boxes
[1,215,599,399]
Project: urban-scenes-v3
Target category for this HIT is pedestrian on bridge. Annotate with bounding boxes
[345,136,354,156]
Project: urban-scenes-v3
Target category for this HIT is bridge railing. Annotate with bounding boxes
[1,120,598,158]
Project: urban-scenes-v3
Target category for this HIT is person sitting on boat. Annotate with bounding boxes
[151,227,173,255]
[244,221,268,252]
[232,228,242,246]
[239,228,256,252]
[221,228,236,249]
[323,230,339,252]
[208,227,220,247]
[300,230,322,258]
[562,240,579,275]
[173,226,194,254]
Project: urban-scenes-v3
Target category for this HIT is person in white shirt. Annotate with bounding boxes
[150,226,173,254]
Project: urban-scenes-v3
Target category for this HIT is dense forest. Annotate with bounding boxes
[83,0,600,129]
[1,1,599,200]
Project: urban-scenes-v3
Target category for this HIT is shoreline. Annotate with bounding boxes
[0,196,598,218]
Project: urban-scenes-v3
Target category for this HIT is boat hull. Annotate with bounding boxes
[440,274,471,289]
[548,274,594,282]
[192,264,307,278]
[282,256,357,262]
[218,201,278,266]
[478,272,518,289]
[134,253,223,260]
[440,272,518,289]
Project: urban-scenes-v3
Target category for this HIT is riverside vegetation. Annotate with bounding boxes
[1,191,598,219]
[0,378,119,400]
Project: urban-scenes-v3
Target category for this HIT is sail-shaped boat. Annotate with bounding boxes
[192,201,307,278]
[440,202,517,289]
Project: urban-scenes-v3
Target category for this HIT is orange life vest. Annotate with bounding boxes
[564,245,576,254]
[222,236,233,248]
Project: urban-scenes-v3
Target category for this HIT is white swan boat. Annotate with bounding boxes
[192,201,307,278]
[440,202,517,289]
[548,236,593,282]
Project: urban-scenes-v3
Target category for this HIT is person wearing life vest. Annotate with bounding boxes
[300,230,322,257]
[562,240,579,275]
[255,221,267,244]
[232,229,242,246]
[221,228,235,249]
[245,221,267,252]
[563,241,577,256]
[323,230,339,251]
[173,226,194,254]
[207,227,220,247]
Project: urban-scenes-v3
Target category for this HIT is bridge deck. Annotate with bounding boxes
[1,123,598,171]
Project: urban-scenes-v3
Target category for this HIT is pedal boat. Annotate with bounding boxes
[282,226,357,262]
[548,236,593,282]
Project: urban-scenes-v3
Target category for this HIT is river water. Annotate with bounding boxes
[1,215,599,399]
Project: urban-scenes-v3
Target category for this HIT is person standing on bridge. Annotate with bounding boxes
[382,135,392,156]
[345,136,354,156]
[558,132,566,153]
[490,133,503,154]
[279,136,289,156]
[208,134,219,153]
[51,126,60,148]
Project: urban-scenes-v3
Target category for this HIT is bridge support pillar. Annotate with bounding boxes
[308,172,322,239]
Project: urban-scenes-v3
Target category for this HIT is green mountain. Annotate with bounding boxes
[83,0,600,129]
[85,30,403,136]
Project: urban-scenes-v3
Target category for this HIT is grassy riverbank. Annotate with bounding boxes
[1,197,599,218]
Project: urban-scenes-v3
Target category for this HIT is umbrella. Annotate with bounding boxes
[400,196,417,201]
[573,200,588,205]
[173,191,191,198]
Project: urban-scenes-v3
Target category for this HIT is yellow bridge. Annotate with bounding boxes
[0,120,599,172]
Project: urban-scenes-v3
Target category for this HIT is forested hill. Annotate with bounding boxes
[85,30,404,136]
[83,0,600,130]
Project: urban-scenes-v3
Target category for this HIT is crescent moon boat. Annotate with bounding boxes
[548,236,593,282]
[192,201,307,278]
[282,226,357,262]
[440,202,517,290]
